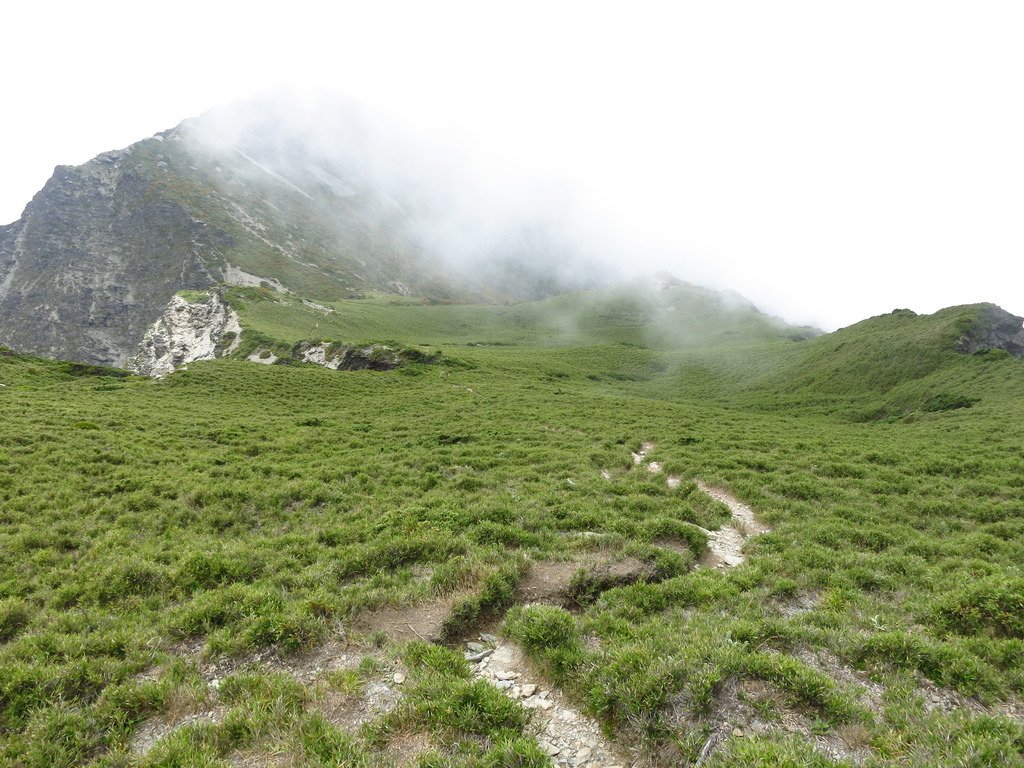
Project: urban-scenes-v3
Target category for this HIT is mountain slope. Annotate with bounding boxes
[0,97,597,365]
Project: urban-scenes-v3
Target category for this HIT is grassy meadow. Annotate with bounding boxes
[0,287,1022,767]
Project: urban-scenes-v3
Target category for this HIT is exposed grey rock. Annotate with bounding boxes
[294,341,401,371]
[247,350,278,365]
[222,264,289,293]
[956,304,1024,357]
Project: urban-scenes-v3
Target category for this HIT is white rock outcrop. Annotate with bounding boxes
[296,341,400,371]
[128,292,241,377]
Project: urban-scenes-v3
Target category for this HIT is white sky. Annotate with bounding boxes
[3,1,1023,329]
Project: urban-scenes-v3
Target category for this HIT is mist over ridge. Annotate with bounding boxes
[2,89,829,367]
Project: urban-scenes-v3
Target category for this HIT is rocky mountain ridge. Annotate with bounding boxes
[0,98,598,366]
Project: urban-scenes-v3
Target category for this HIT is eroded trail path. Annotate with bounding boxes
[693,480,770,568]
[694,481,765,533]
[457,450,773,766]
[469,638,631,768]
[623,443,770,569]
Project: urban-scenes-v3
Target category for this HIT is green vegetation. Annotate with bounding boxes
[175,291,212,304]
[0,293,1022,767]
[224,280,812,350]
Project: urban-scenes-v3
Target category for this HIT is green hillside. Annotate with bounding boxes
[228,278,815,350]
[0,296,1022,768]
[765,305,995,392]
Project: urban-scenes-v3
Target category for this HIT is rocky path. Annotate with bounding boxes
[694,482,764,533]
[467,636,632,768]
[620,443,769,569]
[692,481,769,568]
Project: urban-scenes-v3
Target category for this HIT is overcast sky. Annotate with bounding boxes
[3,1,1022,328]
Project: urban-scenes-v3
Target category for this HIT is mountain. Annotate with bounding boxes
[0,96,600,366]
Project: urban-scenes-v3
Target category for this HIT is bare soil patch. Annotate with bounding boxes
[315,676,403,730]
[794,646,885,712]
[169,635,360,687]
[918,678,1024,723]
[517,557,655,607]
[228,749,297,767]
[382,730,437,766]
[777,591,820,618]
[130,704,227,756]
[350,593,466,643]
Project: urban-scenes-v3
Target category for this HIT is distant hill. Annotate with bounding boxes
[768,303,1024,395]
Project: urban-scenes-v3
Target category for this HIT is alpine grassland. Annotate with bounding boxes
[0,287,1022,767]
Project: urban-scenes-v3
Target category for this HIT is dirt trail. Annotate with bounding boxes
[693,481,769,569]
[468,637,631,768]
[623,443,768,569]
[694,481,766,534]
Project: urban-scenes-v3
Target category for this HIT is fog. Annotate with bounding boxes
[4,1,1024,329]
[182,91,618,299]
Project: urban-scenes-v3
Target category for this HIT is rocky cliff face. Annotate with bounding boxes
[0,148,228,365]
[957,304,1024,357]
[127,292,241,377]
[0,120,444,366]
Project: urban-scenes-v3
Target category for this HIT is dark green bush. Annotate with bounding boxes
[931,576,1024,639]
[0,598,31,643]
[921,393,978,412]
